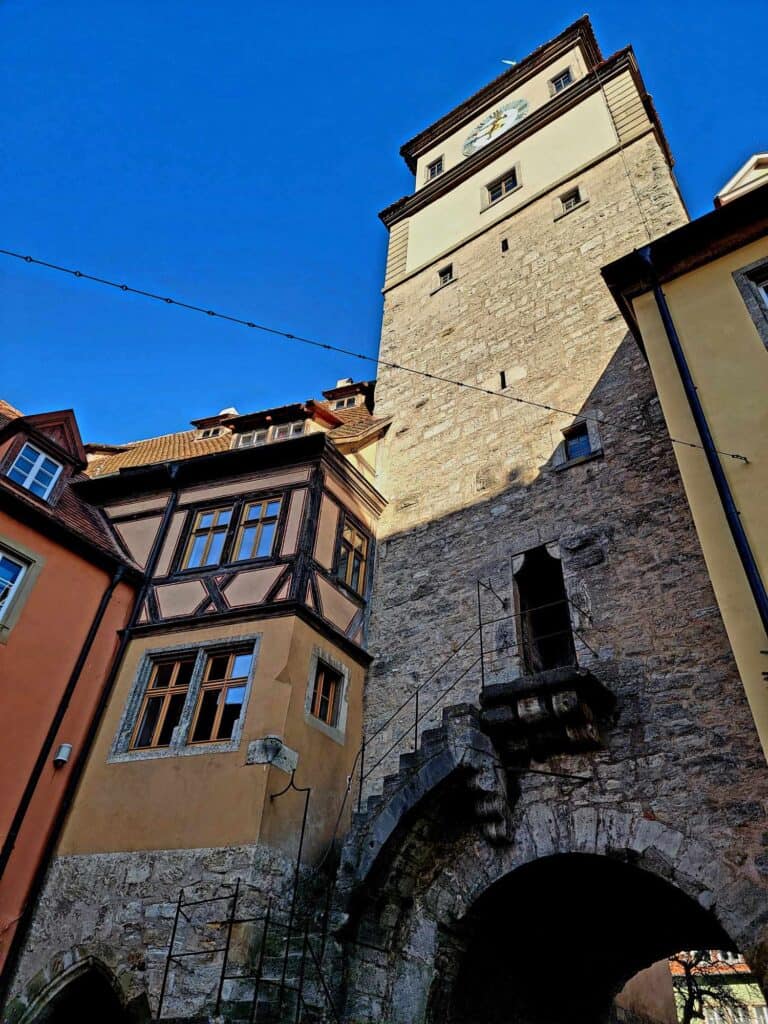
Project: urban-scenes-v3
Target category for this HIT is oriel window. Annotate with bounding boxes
[337,520,368,595]
[183,507,232,569]
[131,656,196,749]
[191,649,254,743]
[310,661,342,726]
[234,498,281,561]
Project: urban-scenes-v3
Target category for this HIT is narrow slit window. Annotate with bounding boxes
[234,498,281,561]
[336,519,368,595]
[131,656,196,749]
[499,371,507,390]
[183,507,232,569]
[8,443,63,500]
[191,648,254,743]
[501,238,509,253]
[310,661,342,726]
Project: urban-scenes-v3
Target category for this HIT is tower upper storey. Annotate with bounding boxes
[380,17,675,286]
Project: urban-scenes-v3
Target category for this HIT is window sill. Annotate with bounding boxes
[304,711,346,746]
[482,183,522,212]
[553,198,590,221]
[430,277,457,296]
[108,737,242,764]
[553,449,603,472]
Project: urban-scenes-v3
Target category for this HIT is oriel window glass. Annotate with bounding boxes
[191,648,254,743]
[131,656,196,749]
[336,520,368,595]
[183,507,232,568]
[234,498,281,561]
[310,661,342,726]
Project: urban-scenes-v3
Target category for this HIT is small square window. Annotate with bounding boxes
[8,443,63,500]
[550,69,573,94]
[438,264,454,288]
[487,168,518,205]
[426,156,444,180]
[310,661,342,726]
[564,423,592,461]
[0,549,27,623]
[561,188,581,213]
[334,397,356,410]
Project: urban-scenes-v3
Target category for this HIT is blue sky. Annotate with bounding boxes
[1,0,765,443]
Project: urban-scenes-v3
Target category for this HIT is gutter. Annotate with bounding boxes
[0,466,181,1008]
[638,246,768,635]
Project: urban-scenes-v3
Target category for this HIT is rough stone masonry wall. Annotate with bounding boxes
[363,131,768,872]
[341,133,768,1021]
[6,844,297,1023]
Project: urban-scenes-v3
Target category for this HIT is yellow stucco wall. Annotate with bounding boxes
[631,236,768,757]
[59,616,363,861]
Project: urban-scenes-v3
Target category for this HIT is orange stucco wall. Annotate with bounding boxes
[0,509,135,969]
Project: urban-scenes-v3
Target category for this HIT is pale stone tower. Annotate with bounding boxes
[336,19,768,1024]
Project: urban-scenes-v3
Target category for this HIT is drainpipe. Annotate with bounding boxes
[0,465,181,1007]
[638,246,768,635]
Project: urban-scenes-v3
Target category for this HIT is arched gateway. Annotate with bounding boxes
[336,719,768,1024]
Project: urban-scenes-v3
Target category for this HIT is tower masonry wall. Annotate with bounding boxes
[362,133,768,850]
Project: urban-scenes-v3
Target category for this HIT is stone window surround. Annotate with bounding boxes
[732,256,768,350]
[108,632,262,763]
[303,645,350,746]
[552,182,590,221]
[551,414,603,471]
[548,66,574,96]
[0,533,45,645]
[431,264,456,295]
[482,162,523,212]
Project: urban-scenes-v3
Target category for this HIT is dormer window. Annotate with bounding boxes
[334,397,356,410]
[237,429,268,449]
[273,421,304,441]
[8,443,63,500]
[197,427,224,440]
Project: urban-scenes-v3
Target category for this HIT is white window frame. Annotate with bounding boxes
[484,163,521,208]
[0,549,27,624]
[8,443,63,500]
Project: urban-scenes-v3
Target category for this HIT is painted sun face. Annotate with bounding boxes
[462,99,529,157]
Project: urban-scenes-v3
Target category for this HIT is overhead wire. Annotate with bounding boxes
[0,247,749,462]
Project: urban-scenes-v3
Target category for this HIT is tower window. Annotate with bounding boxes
[501,238,509,253]
[499,371,507,390]
[487,168,518,205]
[550,68,573,94]
[438,264,454,288]
[564,422,592,461]
[561,188,582,213]
[513,546,575,674]
[426,156,444,180]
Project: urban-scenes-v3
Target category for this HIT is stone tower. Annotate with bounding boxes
[336,18,768,1024]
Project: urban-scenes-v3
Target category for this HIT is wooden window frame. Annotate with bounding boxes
[335,515,369,596]
[189,647,254,744]
[563,422,592,461]
[233,497,282,562]
[175,491,286,575]
[182,506,233,570]
[486,166,520,206]
[309,660,342,727]
[7,442,63,501]
[130,656,196,750]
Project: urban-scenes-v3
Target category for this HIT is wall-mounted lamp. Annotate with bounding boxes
[53,743,72,768]
[262,735,283,764]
